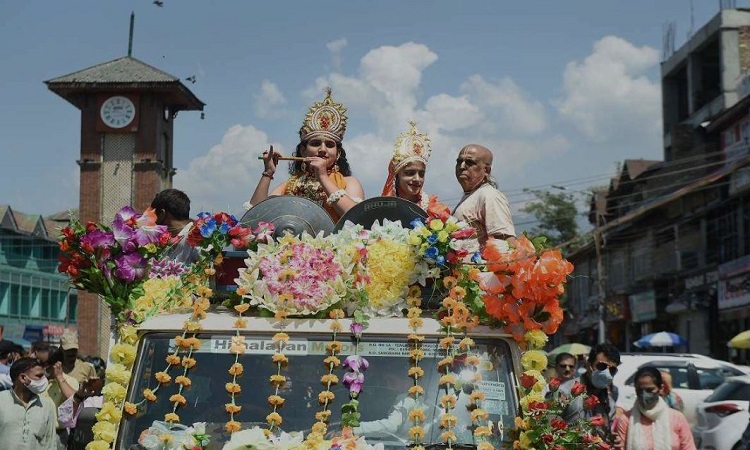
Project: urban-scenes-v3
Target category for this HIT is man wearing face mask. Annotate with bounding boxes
[0,357,56,449]
[614,366,695,450]
[554,343,621,442]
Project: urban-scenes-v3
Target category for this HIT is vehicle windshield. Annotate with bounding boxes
[118,332,518,449]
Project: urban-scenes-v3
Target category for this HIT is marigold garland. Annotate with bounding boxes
[406,285,426,450]
[225,291,249,434]
[268,308,291,434]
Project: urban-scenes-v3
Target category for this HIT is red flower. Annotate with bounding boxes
[228,225,253,248]
[550,417,567,430]
[581,433,598,444]
[548,377,562,392]
[62,227,75,240]
[215,212,235,226]
[541,433,554,446]
[159,231,171,247]
[570,381,586,396]
[81,241,95,254]
[86,221,98,232]
[584,394,600,410]
[520,372,538,390]
[450,227,475,239]
[589,414,605,427]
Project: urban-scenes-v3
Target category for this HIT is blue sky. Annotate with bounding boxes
[0,1,733,229]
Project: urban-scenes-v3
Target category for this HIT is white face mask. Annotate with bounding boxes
[25,376,49,395]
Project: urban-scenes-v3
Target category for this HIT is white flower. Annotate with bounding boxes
[192,422,206,435]
[139,434,160,450]
[222,426,274,450]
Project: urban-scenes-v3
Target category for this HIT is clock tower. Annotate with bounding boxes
[45,56,204,357]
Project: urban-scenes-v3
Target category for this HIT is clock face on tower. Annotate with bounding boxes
[100,96,136,129]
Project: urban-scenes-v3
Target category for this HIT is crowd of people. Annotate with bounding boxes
[0,331,105,450]
[546,345,696,450]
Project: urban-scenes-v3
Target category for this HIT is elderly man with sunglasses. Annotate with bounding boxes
[551,343,621,445]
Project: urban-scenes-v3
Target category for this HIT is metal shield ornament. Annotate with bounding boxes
[334,196,428,232]
[239,195,335,239]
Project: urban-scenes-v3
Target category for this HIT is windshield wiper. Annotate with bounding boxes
[424,444,476,449]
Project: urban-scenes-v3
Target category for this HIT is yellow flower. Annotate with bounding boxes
[518,431,532,449]
[474,426,492,437]
[441,431,457,443]
[272,332,289,342]
[105,363,131,385]
[109,343,136,367]
[234,303,250,314]
[428,219,444,231]
[329,308,345,319]
[230,336,246,355]
[439,374,456,387]
[272,353,289,366]
[164,412,180,423]
[520,350,547,372]
[268,395,285,407]
[119,325,139,345]
[181,357,196,368]
[408,333,424,342]
[326,341,342,352]
[270,374,286,387]
[225,382,241,394]
[409,385,424,397]
[318,391,335,403]
[175,375,191,387]
[95,401,122,424]
[440,413,458,428]
[477,442,494,450]
[184,320,202,332]
[410,349,424,362]
[409,408,426,422]
[102,382,127,403]
[409,317,424,328]
[523,329,548,350]
[408,367,424,378]
[123,402,137,415]
[234,317,247,328]
[165,354,181,365]
[440,394,457,409]
[470,408,489,423]
[144,243,157,253]
[85,440,111,450]
[437,230,449,243]
[320,374,338,386]
[409,426,425,440]
[323,356,340,368]
[315,410,331,422]
[92,421,117,443]
[458,337,475,351]
[408,285,422,298]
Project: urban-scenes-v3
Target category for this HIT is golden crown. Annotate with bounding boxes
[391,120,431,173]
[299,87,348,142]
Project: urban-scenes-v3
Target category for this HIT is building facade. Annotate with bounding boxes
[0,206,76,347]
[566,8,750,360]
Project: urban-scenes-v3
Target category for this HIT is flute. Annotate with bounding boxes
[256,155,306,161]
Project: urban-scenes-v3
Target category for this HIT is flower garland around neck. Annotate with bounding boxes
[405,285,426,450]
[224,286,251,434]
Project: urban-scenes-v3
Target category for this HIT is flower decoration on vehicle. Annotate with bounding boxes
[335,220,426,317]
[221,426,385,450]
[267,329,289,433]
[58,206,171,319]
[340,312,369,429]
[405,285,427,449]
[235,232,350,316]
[515,335,610,450]
[407,215,480,275]
[137,421,211,450]
[224,290,250,434]
[480,235,574,343]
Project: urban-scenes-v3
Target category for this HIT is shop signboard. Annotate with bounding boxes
[719,255,750,309]
[629,290,656,323]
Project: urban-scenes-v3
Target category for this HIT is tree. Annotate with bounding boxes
[520,189,580,247]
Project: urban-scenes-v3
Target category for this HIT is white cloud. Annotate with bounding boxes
[327,38,348,71]
[174,124,282,213]
[253,80,287,119]
[460,75,547,135]
[556,35,661,143]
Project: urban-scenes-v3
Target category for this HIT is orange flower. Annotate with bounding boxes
[266,412,282,426]
[225,403,242,414]
[442,276,458,289]
[318,391,335,404]
[438,357,454,368]
[409,317,424,329]
[312,421,327,435]
[236,286,247,296]
[470,408,489,422]
[439,336,455,349]
[143,388,157,402]
[408,367,424,378]
[409,426,425,440]
[123,402,137,415]
[196,285,213,298]
[329,309,345,319]
[225,382,241,394]
[449,286,466,299]
[175,336,189,349]
[469,391,486,403]
[268,395,285,407]
[272,353,289,366]
[439,374,456,387]
[474,426,492,438]
[315,410,332,422]
[230,336,246,355]
[409,408,426,422]
[234,303,250,314]
[321,374,339,385]
[323,356,340,368]
[272,332,289,343]
[410,349,424,362]
[408,285,422,298]
[234,317,247,328]
[441,431,457,443]
[181,357,196,369]
[440,394,457,409]
[175,376,192,387]
[184,320,202,332]
[169,394,187,406]
[408,333,424,342]
[155,372,171,384]
[225,420,241,433]
[440,413,458,428]
[459,337,475,350]
[409,385,425,397]
[165,412,180,423]
[228,363,244,376]
[407,307,422,318]
[270,374,286,387]
[165,354,181,365]
[326,341,343,352]
[329,322,343,332]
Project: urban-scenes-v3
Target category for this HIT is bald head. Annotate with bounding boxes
[456,144,494,192]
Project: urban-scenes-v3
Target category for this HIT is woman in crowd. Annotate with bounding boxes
[247,88,364,222]
[614,366,695,450]
[381,120,448,216]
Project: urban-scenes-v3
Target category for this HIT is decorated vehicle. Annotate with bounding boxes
[58,197,593,450]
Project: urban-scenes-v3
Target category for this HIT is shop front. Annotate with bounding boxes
[719,255,750,362]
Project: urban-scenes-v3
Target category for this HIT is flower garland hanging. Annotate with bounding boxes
[341,312,369,428]
[224,288,250,434]
[267,325,289,433]
[405,285,426,450]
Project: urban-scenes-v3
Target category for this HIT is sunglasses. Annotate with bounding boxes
[308,139,337,149]
[595,361,618,376]
[557,364,575,369]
